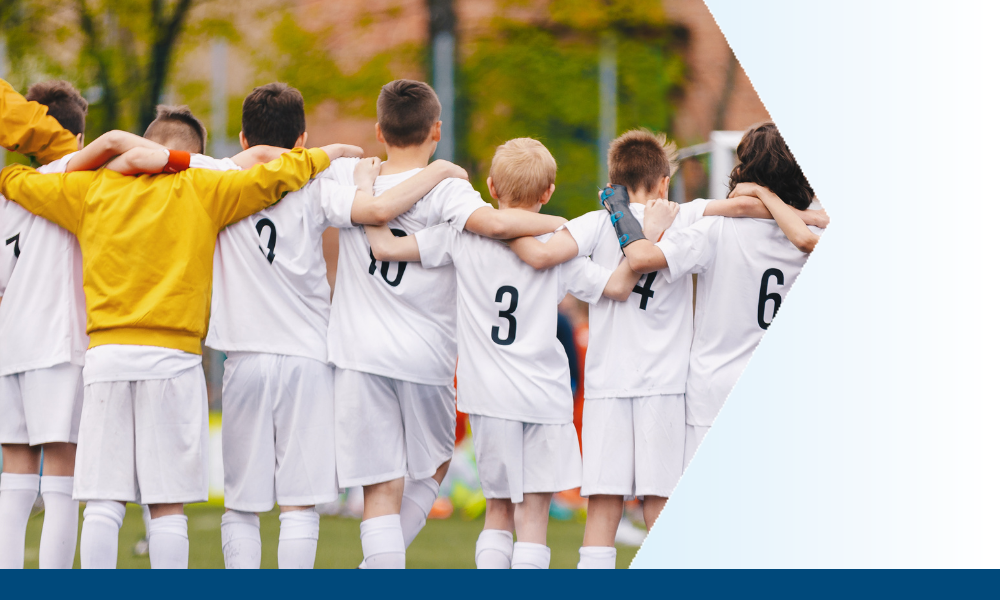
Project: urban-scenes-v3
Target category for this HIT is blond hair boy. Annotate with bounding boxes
[366,137,639,568]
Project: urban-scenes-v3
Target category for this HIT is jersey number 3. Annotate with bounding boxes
[491,285,519,346]
[256,218,277,264]
[757,268,784,330]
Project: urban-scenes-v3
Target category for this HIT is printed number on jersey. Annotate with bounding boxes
[256,218,277,264]
[757,268,784,330]
[491,285,519,346]
[368,228,407,287]
[5,233,20,259]
[632,272,656,310]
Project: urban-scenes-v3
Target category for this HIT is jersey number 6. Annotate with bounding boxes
[757,268,784,330]
[491,285,519,346]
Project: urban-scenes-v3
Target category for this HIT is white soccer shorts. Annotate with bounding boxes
[469,414,581,502]
[221,352,339,512]
[73,365,209,504]
[0,363,84,445]
[334,368,456,488]
[581,394,685,499]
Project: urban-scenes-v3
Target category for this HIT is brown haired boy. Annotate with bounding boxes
[507,128,827,568]
[0,80,88,569]
[198,82,467,569]
[366,137,639,568]
[325,80,566,568]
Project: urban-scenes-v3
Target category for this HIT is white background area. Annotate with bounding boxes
[632,0,1000,567]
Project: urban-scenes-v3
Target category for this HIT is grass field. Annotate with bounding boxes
[21,504,640,569]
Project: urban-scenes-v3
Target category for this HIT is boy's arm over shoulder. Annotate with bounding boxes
[66,131,165,172]
[366,224,423,263]
[351,160,469,226]
[464,204,566,240]
[702,195,830,229]
[195,147,332,228]
[508,227,580,270]
[0,165,95,234]
[0,79,79,164]
[636,216,723,280]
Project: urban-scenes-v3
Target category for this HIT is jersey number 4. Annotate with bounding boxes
[757,268,784,330]
[256,218,277,264]
[368,228,408,287]
[632,271,656,310]
[491,285,519,346]
[5,233,20,259]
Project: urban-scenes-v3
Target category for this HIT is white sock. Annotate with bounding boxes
[38,476,78,569]
[400,476,439,548]
[221,511,261,569]
[80,500,125,569]
[147,514,188,569]
[360,514,405,569]
[511,541,551,569]
[578,545,617,569]
[142,505,152,540]
[475,529,514,569]
[277,509,319,569]
[0,473,40,568]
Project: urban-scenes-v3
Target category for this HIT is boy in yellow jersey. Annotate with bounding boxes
[0,79,79,164]
[0,128,350,569]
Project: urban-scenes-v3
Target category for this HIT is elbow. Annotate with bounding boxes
[370,244,390,261]
[369,206,393,227]
[607,285,632,302]
[627,254,658,274]
[795,234,818,254]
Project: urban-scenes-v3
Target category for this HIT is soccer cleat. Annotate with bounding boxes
[600,184,646,252]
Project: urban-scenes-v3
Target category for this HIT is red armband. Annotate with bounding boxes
[162,149,191,174]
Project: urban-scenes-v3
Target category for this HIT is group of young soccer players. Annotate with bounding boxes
[0,74,824,569]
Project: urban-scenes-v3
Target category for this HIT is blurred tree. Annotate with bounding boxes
[462,0,688,219]
[1,0,204,134]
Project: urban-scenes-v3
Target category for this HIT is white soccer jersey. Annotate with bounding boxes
[0,153,88,376]
[205,156,358,362]
[655,215,819,426]
[326,160,489,386]
[564,200,709,399]
[416,225,612,424]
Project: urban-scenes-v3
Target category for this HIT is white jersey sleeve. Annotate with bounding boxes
[557,256,613,305]
[655,216,724,282]
[415,223,459,269]
[423,178,489,233]
[189,154,240,171]
[564,210,607,258]
[672,198,711,229]
[307,177,357,229]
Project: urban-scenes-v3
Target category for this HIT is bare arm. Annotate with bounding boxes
[623,239,669,274]
[351,160,469,226]
[507,228,579,270]
[704,196,829,228]
[66,130,165,172]
[230,145,288,169]
[366,225,421,262]
[731,182,820,253]
[105,147,169,175]
[465,206,566,240]
[602,258,642,301]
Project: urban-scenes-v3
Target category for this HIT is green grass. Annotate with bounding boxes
[22,504,639,569]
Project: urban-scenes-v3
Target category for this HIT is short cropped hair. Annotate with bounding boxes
[242,83,306,149]
[608,129,678,194]
[489,138,557,208]
[25,80,88,136]
[377,79,441,148]
[728,122,814,211]
[143,105,207,154]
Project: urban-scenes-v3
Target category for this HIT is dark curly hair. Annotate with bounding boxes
[728,122,814,210]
